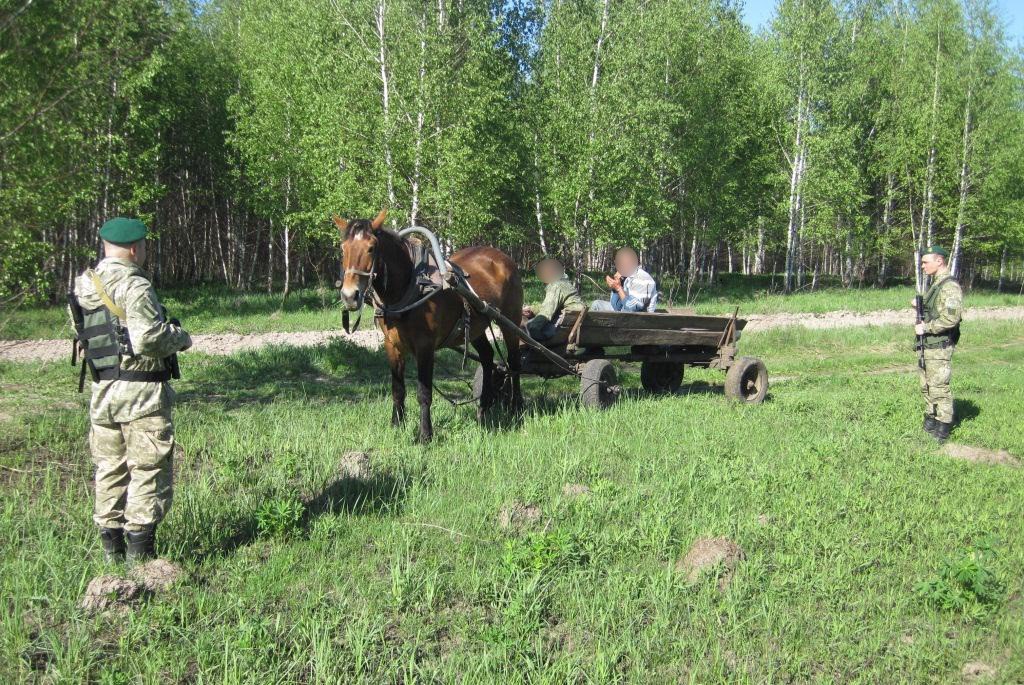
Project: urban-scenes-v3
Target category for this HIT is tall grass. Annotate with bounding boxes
[1,320,1022,681]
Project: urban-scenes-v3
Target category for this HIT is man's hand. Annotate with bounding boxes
[522,306,535,320]
[914,323,925,336]
[604,274,618,290]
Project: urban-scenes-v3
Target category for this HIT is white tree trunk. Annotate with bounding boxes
[922,30,942,249]
[375,0,396,211]
[951,84,972,278]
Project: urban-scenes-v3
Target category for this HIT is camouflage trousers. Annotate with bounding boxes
[919,347,954,423]
[89,409,174,532]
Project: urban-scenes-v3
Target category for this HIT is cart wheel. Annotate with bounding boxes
[472,364,513,408]
[724,356,768,404]
[580,359,618,409]
[640,361,684,394]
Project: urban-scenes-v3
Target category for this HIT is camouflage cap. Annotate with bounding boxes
[925,245,949,260]
[99,217,148,245]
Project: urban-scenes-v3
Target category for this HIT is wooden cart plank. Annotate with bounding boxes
[545,326,725,347]
[557,310,747,332]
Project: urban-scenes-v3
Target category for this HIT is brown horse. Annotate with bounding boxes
[335,210,523,443]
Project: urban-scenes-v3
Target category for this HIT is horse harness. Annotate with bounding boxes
[342,238,475,354]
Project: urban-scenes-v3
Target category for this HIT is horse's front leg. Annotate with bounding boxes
[471,334,495,423]
[414,347,435,444]
[384,338,406,427]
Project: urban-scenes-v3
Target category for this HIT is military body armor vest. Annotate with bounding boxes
[68,270,171,391]
[920,275,961,349]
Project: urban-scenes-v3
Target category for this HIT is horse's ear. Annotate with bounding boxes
[332,215,349,234]
[370,208,388,231]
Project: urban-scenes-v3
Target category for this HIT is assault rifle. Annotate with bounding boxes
[167,316,183,380]
[914,293,926,370]
[67,291,92,391]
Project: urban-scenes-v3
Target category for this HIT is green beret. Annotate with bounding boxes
[99,217,148,245]
[925,245,949,260]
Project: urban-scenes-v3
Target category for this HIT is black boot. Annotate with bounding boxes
[933,421,952,444]
[125,525,156,563]
[99,527,126,563]
[923,413,938,436]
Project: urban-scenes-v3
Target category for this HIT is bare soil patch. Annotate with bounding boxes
[561,483,590,498]
[961,661,996,683]
[743,305,1024,333]
[677,536,745,590]
[943,443,1020,467]
[498,501,542,531]
[130,559,187,592]
[338,451,373,480]
[80,575,146,614]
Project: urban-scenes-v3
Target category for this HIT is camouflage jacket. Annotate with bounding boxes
[922,267,963,336]
[73,258,191,424]
[527,276,584,336]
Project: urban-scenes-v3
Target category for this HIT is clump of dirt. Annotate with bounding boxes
[944,444,1020,467]
[676,536,746,590]
[961,661,996,682]
[129,559,187,592]
[338,451,372,480]
[543,619,577,653]
[80,575,146,614]
[756,514,771,527]
[498,501,542,531]
[561,483,590,498]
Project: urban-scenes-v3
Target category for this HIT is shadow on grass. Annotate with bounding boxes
[187,470,409,564]
[954,398,980,426]
[303,471,408,522]
[178,338,392,409]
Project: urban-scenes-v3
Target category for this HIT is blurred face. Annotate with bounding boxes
[536,261,562,284]
[920,253,944,276]
[614,250,639,278]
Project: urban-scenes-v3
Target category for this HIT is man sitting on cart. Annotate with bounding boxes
[522,258,584,341]
[591,247,658,313]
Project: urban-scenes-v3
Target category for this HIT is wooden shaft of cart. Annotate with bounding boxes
[447,275,579,376]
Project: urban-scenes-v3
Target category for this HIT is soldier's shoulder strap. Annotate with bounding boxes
[86,269,127,319]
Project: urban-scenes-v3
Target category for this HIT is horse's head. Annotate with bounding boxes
[334,209,388,310]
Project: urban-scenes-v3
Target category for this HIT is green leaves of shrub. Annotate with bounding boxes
[255,498,305,539]
[915,545,1004,615]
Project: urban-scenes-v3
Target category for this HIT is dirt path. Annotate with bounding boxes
[2,306,1023,364]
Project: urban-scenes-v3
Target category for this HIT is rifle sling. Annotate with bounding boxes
[86,269,127,320]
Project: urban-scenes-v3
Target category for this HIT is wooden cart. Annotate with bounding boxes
[466,302,768,409]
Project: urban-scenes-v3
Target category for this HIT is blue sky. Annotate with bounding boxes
[739,0,1024,43]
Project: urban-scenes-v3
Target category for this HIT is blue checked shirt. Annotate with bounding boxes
[610,267,658,312]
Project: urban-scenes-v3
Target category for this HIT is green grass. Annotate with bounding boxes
[4,274,1022,339]
[1,320,1022,682]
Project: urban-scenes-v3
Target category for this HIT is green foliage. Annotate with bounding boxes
[0,229,53,303]
[254,497,305,538]
[2,0,1024,301]
[916,543,1005,615]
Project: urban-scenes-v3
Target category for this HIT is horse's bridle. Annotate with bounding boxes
[341,249,387,333]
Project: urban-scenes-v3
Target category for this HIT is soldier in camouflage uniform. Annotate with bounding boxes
[522,258,584,341]
[915,246,962,443]
[72,218,192,562]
